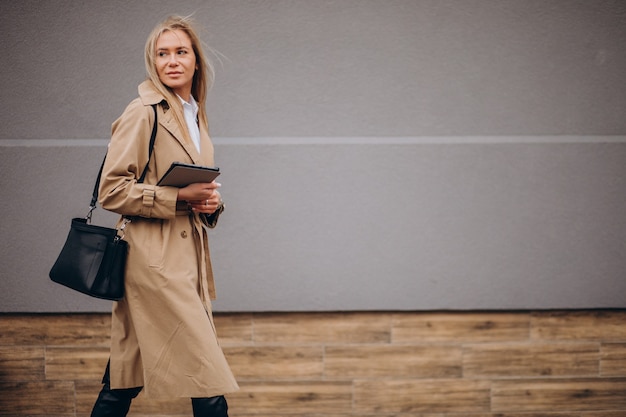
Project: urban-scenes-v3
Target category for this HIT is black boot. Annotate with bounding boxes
[191,396,228,417]
[90,361,143,417]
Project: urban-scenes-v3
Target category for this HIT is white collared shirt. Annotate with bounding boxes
[179,95,201,153]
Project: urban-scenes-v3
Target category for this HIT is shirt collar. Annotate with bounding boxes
[178,94,198,115]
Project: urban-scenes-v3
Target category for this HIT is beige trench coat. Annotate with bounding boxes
[99,80,239,398]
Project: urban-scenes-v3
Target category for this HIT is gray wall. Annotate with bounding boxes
[1,0,625,312]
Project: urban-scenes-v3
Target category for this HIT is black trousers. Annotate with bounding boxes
[90,362,228,417]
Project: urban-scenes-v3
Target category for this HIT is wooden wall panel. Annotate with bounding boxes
[463,342,599,377]
[492,378,626,412]
[0,314,111,347]
[252,312,392,344]
[213,314,253,345]
[0,381,76,415]
[228,381,353,414]
[46,347,110,380]
[0,346,44,382]
[581,413,626,417]
[601,343,626,377]
[325,345,462,378]
[531,311,626,341]
[1,310,626,416]
[353,379,491,413]
[224,346,324,379]
[392,312,530,343]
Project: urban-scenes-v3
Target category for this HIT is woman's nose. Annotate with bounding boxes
[168,54,179,65]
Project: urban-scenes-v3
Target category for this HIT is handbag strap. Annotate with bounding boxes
[88,104,158,215]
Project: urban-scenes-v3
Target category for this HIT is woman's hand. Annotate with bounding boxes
[177,182,222,214]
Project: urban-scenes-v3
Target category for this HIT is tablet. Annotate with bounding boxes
[157,162,220,187]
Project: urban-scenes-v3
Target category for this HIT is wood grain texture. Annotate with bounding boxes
[463,342,599,377]
[74,380,104,415]
[2,310,626,416]
[214,313,253,345]
[0,314,111,346]
[580,413,626,417]
[354,379,491,413]
[46,347,110,380]
[0,346,44,381]
[252,312,392,344]
[492,378,626,412]
[228,381,353,414]
[224,345,324,379]
[392,312,530,343]
[325,345,462,378]
[531,311,626,341]
[601,343,626,377]
[0,381,76,415]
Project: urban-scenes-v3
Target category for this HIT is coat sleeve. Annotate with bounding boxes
[99,100,179,219]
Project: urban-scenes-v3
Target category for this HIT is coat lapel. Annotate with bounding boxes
[138,80,211,166]
[159,106,203,164]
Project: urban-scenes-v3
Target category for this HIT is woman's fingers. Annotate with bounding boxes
[177,182,221,202]
[188,196,220,213]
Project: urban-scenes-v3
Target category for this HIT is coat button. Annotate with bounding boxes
[181,231,188,238]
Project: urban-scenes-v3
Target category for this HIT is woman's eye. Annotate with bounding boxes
[177,50,187,55]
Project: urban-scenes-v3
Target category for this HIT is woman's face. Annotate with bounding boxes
[155,29,196,101]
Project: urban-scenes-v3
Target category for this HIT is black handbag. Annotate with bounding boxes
[49,105,157,300]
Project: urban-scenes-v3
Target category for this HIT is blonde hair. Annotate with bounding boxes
[144,15,214,139]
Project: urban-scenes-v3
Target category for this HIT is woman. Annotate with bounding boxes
[91,15,238,417]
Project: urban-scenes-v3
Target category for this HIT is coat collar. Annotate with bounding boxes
[137,80,206,164]
[138,79,165,106]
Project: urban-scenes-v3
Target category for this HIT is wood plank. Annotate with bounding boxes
[464,342,599,377]
[227,410,426,417]
[80,381,353,416]
[531,311,626,341]
[75,380,105,415]
[214,313,253,345]
[228,412,398,417]
[224,345,323,379]
[228,381,353,414]
[440,414,585,417]
[0,346,44,381]
[392,312,530,343]
[46,346,109,380]
[492,378,626,412]
[434,414,580,417]
[0,381,75,415]
[601,343,626,377]
[3,311,626,416]
[354,379,491,413]
[0,313,111,346]
[325,345,461,378]
[581,413,626,417]
[253,312,392,344]
[230,413,552,417]
[443,414,580,417]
